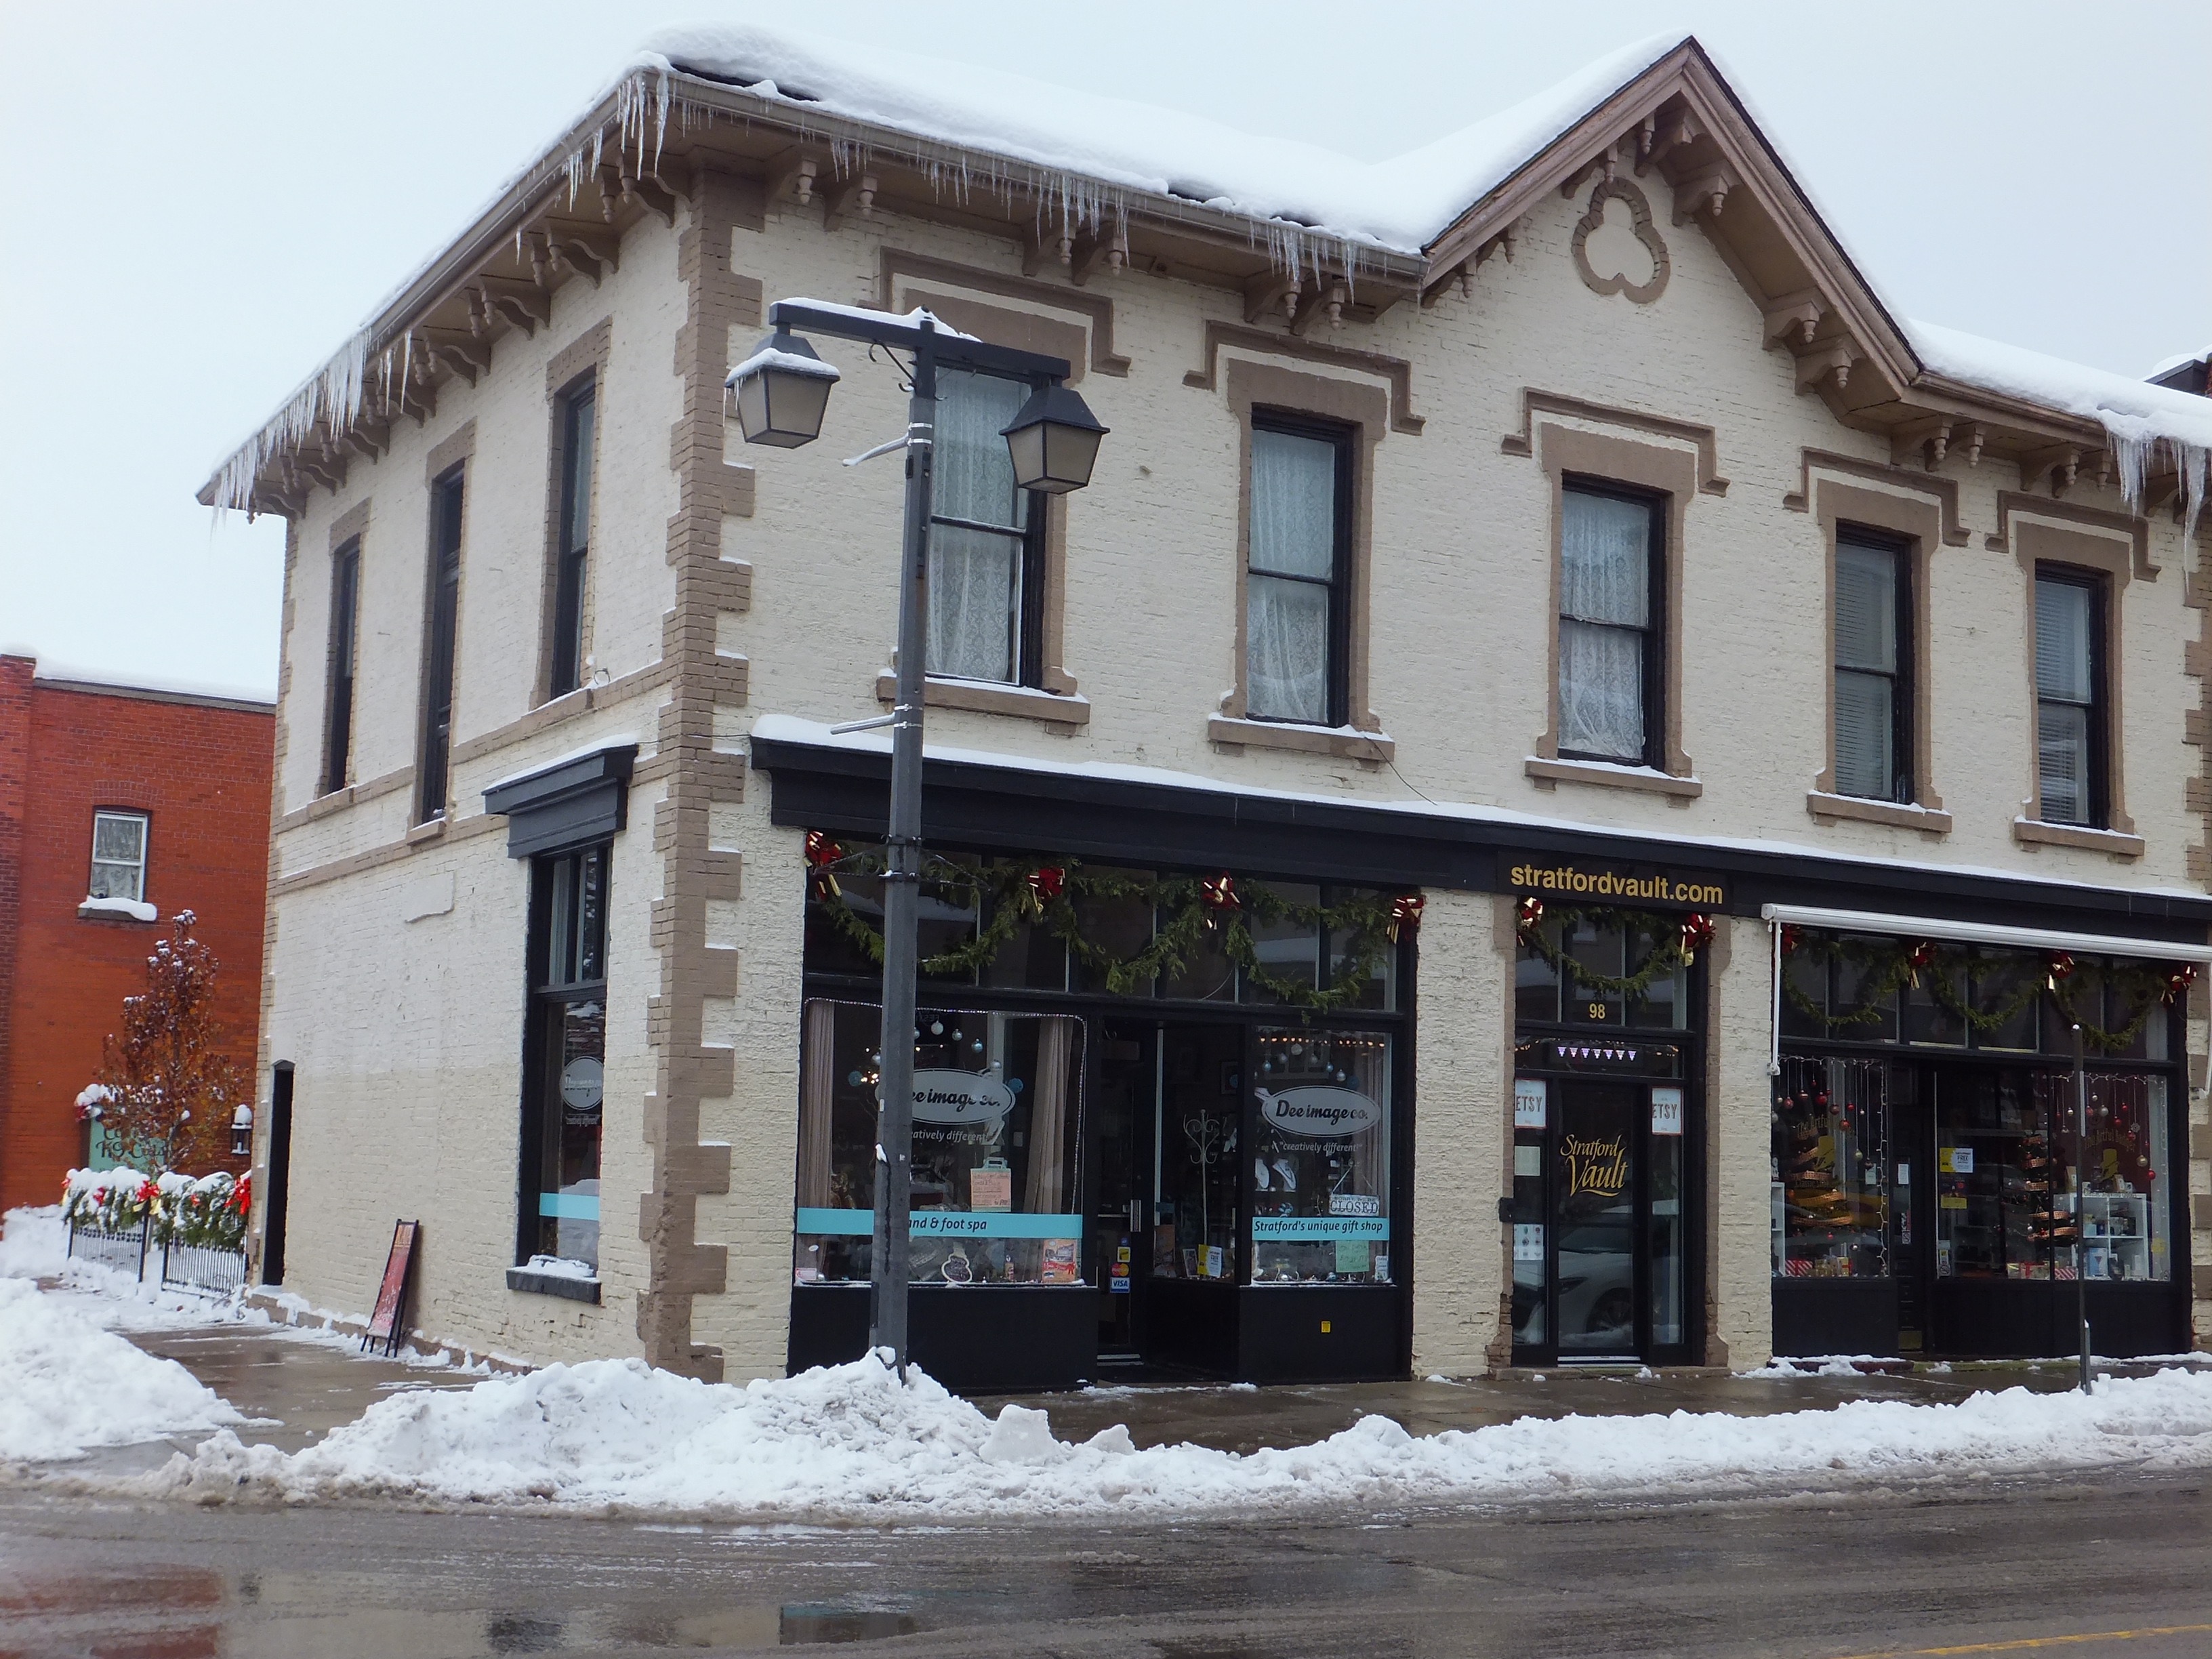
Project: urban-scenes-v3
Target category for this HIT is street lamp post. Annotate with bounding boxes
[727,302,1105,1375]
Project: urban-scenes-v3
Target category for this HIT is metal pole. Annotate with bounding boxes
[869,319,936,1377]
[2073,1023,2091,1394]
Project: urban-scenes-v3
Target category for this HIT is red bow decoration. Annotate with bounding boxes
[1387,893,1425,942]
[1679,913,1715,963]
[2165,962,2199,1004]
[230,1171,253,1216]
[1199,874,1240,920]
[1779,923,1801,954]
[1906,938,1938,987]
[136,1179,159,1206]
[1515,895,1545,942]
[804,831,844,899]
[1027,866,1066,903]
[2046,950,2076,991]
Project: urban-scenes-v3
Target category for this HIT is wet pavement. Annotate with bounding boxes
[3,1467,2211,1656]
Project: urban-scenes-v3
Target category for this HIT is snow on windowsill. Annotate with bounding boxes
[78,896,157,924]
[522,1255,599,1282]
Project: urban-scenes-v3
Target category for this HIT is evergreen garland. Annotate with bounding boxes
[1513,901,1710,1000]
[808,848,1407,1014]
[1782,929,2186,1053]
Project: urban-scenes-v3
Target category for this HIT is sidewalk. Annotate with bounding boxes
[108,1317,2207,1460]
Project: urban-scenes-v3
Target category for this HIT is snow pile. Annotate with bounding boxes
[1910,319,2212,534]
[0,1276,241,1462]
[152,1349,2212,1520]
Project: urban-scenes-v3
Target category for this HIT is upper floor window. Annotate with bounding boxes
[548,379,596,698]
[2036,569,2106,827]
[1246,417,1351,725]
[1833,529,1913,802]
[88,810,148,903]
[418,467,465,822]
[928,369,1042,685]
[323,538,361,796]
[1558,480,1664,766]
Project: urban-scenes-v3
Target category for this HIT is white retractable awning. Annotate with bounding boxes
[1757,903,2212,1074]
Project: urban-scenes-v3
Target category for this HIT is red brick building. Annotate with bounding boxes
[0,653,273,1212]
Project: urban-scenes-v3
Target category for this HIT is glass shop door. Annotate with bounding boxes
[1093,1023,1156,1357]
[1512,1073,1688,1364]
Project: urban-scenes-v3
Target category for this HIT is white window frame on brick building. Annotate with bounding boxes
[87,809,149,903]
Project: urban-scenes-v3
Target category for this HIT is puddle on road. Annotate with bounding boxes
[776,1605,923,1644]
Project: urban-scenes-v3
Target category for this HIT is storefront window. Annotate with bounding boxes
[525,844,608,1273]
[1771,1057,1889,1279]
[792,1000,1084,1286]
[1248,1029,1392,1285]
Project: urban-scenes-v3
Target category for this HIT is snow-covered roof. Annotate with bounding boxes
[26,655,274,708]
[207,21,2211,525]
[641,23,1685,261]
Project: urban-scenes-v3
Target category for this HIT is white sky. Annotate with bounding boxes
[2,0,2205,699]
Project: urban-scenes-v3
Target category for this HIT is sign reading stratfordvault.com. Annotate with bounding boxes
[1506,856,1726,910]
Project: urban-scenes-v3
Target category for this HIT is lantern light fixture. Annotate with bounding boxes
[1000,382,1109,494]
[726,327,840,449]
[230,1103,255,1158]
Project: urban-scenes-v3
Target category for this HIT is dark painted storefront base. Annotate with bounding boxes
[1774,1279,2184,1360]
[790,1282,1406,1391]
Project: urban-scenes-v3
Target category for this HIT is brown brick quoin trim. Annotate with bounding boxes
[1500,390,1724,494]
[1186,323,1425,436]
[1783,449,1970,548]
[636,164,765,1382]
[878,249,1131,377]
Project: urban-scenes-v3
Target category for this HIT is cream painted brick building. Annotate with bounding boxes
[213,31,2212,1386]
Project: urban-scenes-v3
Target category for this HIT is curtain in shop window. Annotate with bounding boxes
[1025,1017,1074,1212]
[796,1000,836,1208]
[1558,491,1650,760]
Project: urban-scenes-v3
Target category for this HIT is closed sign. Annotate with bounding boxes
[1256,1086,1383,1139]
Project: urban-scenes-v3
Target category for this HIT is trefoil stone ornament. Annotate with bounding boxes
[1571,178,1670,306]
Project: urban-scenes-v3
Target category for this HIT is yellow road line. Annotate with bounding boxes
[1829,1624,2212,1658]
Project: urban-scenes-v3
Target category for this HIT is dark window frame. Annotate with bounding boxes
[417,466,466,822]
[517,842,611,1270]
[1557,475,1667,769]
[2034,564,2109,830]
[548,377,597,699]
[1246,407,1355,729]
[925,368,1050,689]
[323,537,361,796]
[1833,524,1916,804]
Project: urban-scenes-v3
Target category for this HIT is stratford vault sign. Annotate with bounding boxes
[1506,855,1727,911]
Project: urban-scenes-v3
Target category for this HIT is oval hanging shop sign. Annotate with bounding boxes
[910,1070,1016,1124]
[1256,1086,1382,1139]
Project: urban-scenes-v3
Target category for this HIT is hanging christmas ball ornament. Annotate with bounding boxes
[1200,873,1240,912]
[1679,913,1715,963]
[1388,893,1425,942]
[1027,865,1067,904]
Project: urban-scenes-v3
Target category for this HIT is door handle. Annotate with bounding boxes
[1128,1199,1145,1232]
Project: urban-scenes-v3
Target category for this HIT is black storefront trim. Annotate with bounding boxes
[484,743,637,859]
[750,734,2212,942]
